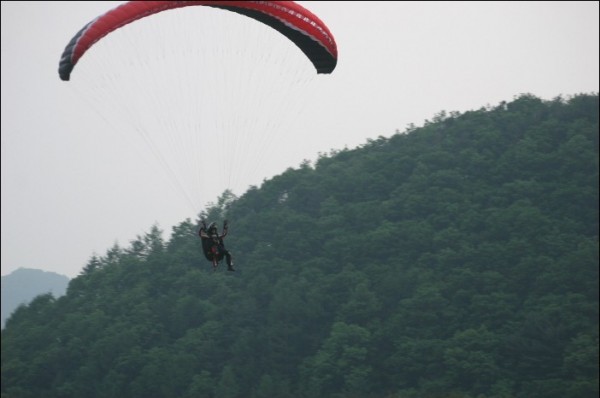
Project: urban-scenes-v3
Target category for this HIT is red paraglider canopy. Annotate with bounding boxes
[58,1,338,81]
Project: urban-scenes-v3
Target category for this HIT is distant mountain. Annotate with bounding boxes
[1,268,69,328]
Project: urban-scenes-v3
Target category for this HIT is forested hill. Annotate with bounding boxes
[2,94,598,398]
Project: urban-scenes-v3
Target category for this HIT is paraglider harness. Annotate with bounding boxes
[199,220,232,272]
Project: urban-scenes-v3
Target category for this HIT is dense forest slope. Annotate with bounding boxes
[2,94,598,398]
[1,268,69,329]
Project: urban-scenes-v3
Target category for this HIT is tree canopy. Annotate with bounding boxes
[2,93,598,398]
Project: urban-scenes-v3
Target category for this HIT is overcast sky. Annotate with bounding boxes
[2,1,598,278]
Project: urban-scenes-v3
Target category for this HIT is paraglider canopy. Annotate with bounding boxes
[56,1,338,214]
[58,1,338,81]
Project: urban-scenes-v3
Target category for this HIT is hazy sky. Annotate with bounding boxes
[2,1,598,278]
